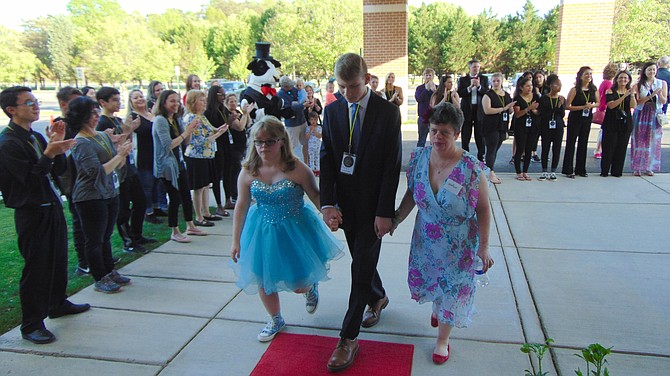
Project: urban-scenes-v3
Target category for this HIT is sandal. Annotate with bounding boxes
[215,209,230,217]
[645,171,654,176]
[491,177,502,184]
[186,227,208,236]
[633,171,641,176]
[193,219,214,227]
[203,215,223,221]
[516,175,526,181]
[523,174,532,181]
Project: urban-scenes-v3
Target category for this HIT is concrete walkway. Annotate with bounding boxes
[1,173,670,375]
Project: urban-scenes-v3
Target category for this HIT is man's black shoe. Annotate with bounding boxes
[153,208,168,217]
[48,300,91,319]
[135,236,157,245]
[145,214,163,224]
[124,244,149,254]
[22,328,55,344]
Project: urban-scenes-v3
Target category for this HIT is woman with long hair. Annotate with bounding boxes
[537,75,566,181]
[68,96,132,293]
[631,62,668,176]
[600,70,636,177]
[183,74,201,104]
[512,77,540,181]
[203,85,230,216]
[430,75,460,108]
[593,63,619,158]
[222,93,250,208]
[146,81,164,112]
[481,72,514,184]
[384,72,404,107]
[152,90,207,243]
[562,66,600,178]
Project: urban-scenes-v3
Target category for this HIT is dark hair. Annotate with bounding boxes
[432,75,452,105]
[533,71,545,87]
[468,59,480,67]
[546,74,560,87]
[522,71,533,80]
[307,111,320,121]
[429,102,464,133]
[575,66,597,91]
[56,86,82,103]
[204,85,224,123]
[603,63,618,80]
[65,96,100,133]
[147,81,162,102]
[186,74,200,91]
[153,90,179,118]
[81,86,95,97]
[612,70,632,92]
[515,77,533,97]
[637,62,657,93]
[96,86,120,102]
[0,86,32,118]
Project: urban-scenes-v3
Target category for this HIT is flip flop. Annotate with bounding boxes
[516,176,525,181]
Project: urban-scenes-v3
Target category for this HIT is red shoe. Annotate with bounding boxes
[432,344,450,364]
[430,314,438,328]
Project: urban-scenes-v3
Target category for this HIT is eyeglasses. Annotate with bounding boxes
[15,100,41,107]
[91,109,101,115]
[253,138,280,147]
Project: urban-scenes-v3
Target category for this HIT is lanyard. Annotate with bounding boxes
[549,96,559,120]
[617,92,625,111]
[168,118,181,138]
[103,114,123,133]
[82,132,114,158]
[496,91,506,107]
[348,103,360,152]
[218,108,228,123]
[582,89,591,103]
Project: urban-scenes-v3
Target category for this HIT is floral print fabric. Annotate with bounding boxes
[406,146,485,327]
[182,113,217,159]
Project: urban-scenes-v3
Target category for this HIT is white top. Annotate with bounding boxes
[636,78,664,111]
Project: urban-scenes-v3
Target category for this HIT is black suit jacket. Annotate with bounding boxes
[457,75,490,112]
[320,92,401,228]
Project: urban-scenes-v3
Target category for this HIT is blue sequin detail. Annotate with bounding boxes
[251,179,304,224]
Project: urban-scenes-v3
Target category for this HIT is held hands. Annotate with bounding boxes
[471,78,480,88]
[505,101,517,111]
[476,247,494,273]
[321,207,342,232]
[529,102,540,111]
[374,216,393,239]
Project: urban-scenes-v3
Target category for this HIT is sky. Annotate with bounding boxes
[2,0,559,31]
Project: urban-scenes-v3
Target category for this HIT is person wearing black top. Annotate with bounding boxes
[222,93,251,207]
[601,70,637,177]
[203,85,230,216]
[563,66,600,178]
[512,77,540,180]
[457,59,490,160]
[0,86,89,344]
[537,75,566,181]
[481,73,515,184]
[96,87,149,253]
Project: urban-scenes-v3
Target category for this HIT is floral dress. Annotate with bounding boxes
[406,147,486,328]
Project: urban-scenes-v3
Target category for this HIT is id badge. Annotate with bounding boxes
[340,152,357,175]
[549,119,557,129]
[582,108,590,117]
[112,171,120,189]
[445,179,463,196]
[502,112,508,122]
[526,117,532,127]
[228,132,234,144]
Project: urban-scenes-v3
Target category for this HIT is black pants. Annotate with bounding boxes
[461,107,484,160]
[15,203,68,334]
[601,128,632,177]
[224,148,243,201]
[541,127,564,172]
[117,174,147,240]
[340,221,385,340]
[482,128,506,171]
[212,147,226,206]
[67,198,87,269]
[562,117,591,175]
[417,119,430,147]
[514,124,538,174]
[162,174,194,228]
[76,197,119,281]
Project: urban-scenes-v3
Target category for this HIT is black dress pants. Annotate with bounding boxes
[483,127,506,171]
[117,174,147,239]
[162,174,194,228]
[340,221,385,340]
[601,128,632,177]
[514,125,537,174]
[461,108,484,160]
[212,147,226,206]
[67,198,87,268]
[76,197,119,281]
[15,203,68,333]
[541,127,564,172]
[562,118,591,175]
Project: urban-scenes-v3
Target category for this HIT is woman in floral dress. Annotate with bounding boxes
[392,102,493,365]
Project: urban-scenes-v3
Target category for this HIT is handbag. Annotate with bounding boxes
[657,113,669,126]
[593,109,605,125]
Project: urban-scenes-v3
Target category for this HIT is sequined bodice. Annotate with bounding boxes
[250,179,304,223]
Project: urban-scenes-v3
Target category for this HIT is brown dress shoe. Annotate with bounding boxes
[361,295,389,328]
[327,338,359,372]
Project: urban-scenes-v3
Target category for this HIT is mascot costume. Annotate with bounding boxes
[241,42,293,122]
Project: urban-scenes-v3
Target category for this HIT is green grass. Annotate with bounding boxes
[0,201,176,335]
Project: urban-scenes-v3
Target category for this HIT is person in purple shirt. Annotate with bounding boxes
[415,68,436,147]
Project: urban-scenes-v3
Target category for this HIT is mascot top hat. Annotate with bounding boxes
[241,42,293,121]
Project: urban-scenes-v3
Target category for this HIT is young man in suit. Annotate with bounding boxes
[320,53,402,371]
[457,59,489,161]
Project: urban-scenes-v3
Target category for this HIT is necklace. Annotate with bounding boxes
[431,150,460,175]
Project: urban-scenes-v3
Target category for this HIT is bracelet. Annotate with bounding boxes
[179,134,184,141]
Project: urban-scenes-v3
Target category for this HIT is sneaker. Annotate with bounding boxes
[257,315,285,342]
[171,233,192,243]
[124,244,148,254]
[186,227,208,236]
[76,266,90,276]
[539,172,548,181]
[94,275,121,293]
[109,270,131,286]
[531,154,541,163]
[305,283,319,314]
[549,172,557,181]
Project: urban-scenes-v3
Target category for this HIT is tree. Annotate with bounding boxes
[472,10,504,73]
[46,15,77,85]
[611,0,670,66]
[0,26,38,84]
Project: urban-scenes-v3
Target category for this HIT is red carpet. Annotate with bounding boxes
[250,333,414,376]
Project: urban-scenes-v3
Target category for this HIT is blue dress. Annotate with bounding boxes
[230,178,344,294]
